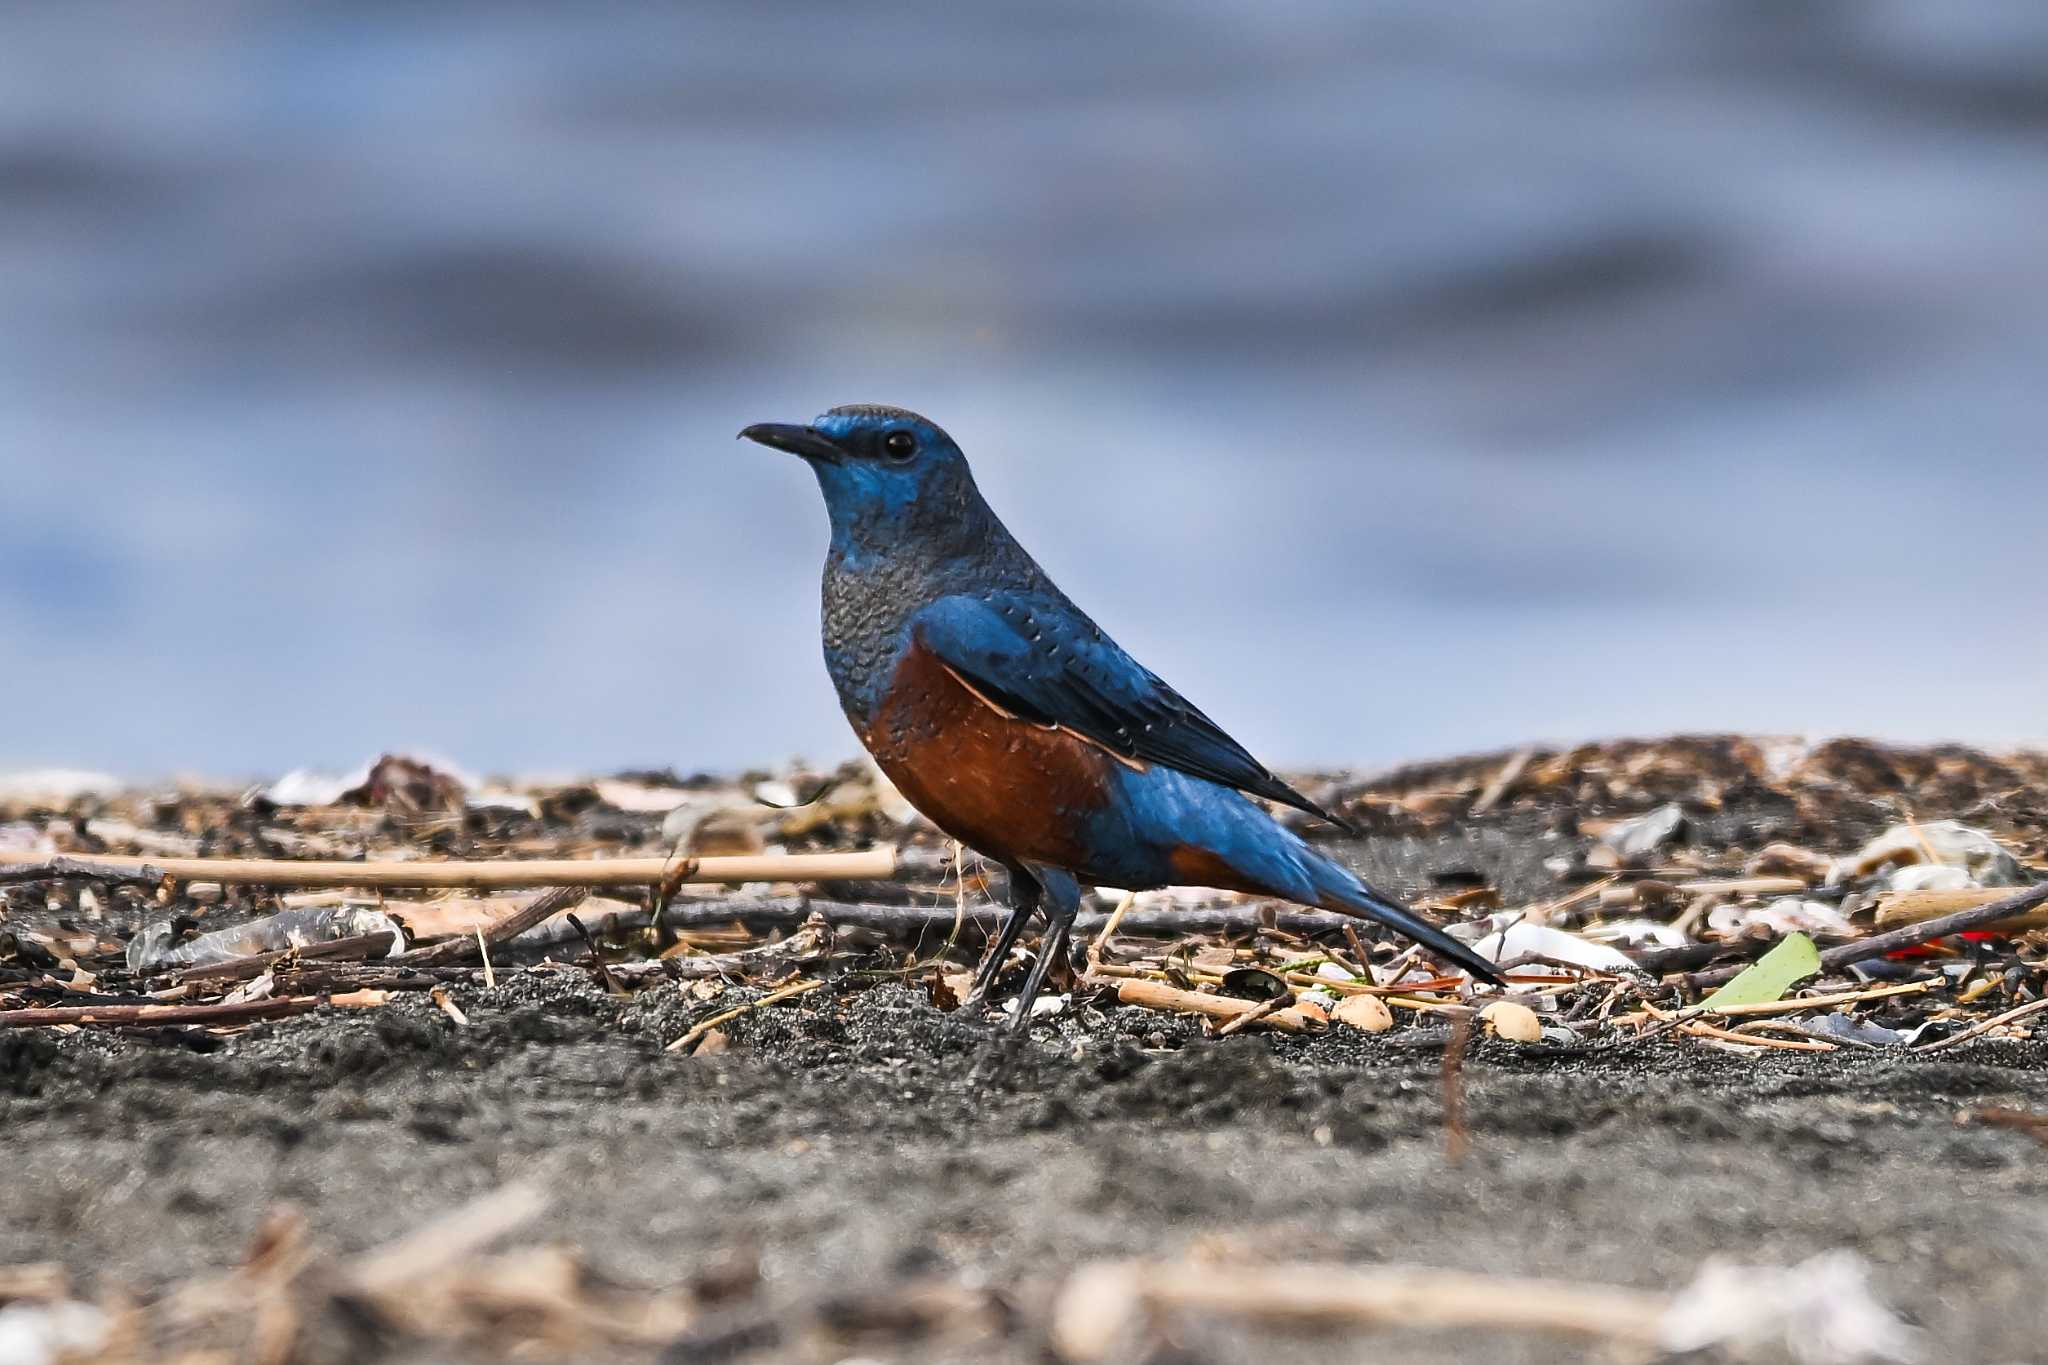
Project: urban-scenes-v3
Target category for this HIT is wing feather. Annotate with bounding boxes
[912,593,1349,826]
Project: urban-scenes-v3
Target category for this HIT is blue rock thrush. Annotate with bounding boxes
[741,405,1500,1035]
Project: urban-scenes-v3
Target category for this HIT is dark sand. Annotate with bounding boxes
[8,752,2048,1362]
[9,926,2048,1362]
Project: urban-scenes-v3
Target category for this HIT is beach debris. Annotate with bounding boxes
[1873,885,2048,933]
[1051,1250,1919,1364]
[0,1299,108,1365]
[1465,917,1639,974]
[1659,1251,1923,1363]
[127,902,404,971]
[257,751,475,814]
[5,736,2048,1092]
[1589,801,1684,865]
[1707,898,1857,941]
[1830,820,2026,888]
[1699,933,1821,1010]
[1217,965,1289,1001]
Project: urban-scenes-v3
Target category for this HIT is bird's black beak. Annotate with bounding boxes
[738,422,844,463]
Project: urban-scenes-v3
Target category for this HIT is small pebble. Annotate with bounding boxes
[1479,999,1542,1043]
[1333,994,1394,1032]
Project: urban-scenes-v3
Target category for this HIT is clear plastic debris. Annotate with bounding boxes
[127,903,405,972]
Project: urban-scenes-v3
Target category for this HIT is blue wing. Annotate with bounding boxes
[911,592,1349,827]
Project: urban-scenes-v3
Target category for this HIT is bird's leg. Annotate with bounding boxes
[983,867,1081,1087]
[962,864,1041,1010]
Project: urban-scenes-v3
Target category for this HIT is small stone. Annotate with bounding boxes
[1333,993,1394,1032]
[1479,1000,1542,1043]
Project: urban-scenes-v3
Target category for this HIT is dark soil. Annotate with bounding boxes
[9,936,2048,1362]
[8,740,2048,1361]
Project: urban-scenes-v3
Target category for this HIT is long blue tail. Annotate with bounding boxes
[1315,868,1503,984]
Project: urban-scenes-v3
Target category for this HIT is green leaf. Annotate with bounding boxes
[1699,933,1821,1011]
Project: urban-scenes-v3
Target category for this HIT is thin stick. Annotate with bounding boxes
[1678,1020,1834,1052]
[1442,1011,1472,1164]
[1683,882,2048,990]
[396,887,588,967]
[172,931,400,985]
[1470,746,1533,815]
[1823,883,2048,971]
[4,848,913,890]
[476,929,495,990]
[1114,978,1322,1034]
[0,996,324,1030]
[1212,994,1288,1038]
[1051,1262,1668,1362]
[0,855,170,887]
[1087,890,1138,972]
[1912,995,2048,1054]
[348,1182,548,1298]
[665,976,829,1053]
[1699,979,1935,1018]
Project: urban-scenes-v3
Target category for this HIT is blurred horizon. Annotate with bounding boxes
[3,1,2045,781]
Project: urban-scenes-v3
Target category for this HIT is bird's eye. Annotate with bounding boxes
[883,430,918,461]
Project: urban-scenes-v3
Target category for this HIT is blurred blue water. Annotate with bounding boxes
[3,1,2044,778]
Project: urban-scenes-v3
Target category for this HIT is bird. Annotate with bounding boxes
[741,404,1500,1040]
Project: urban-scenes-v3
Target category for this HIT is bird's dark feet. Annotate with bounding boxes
[972,867,1080,1089]
[961,866,1042,1013]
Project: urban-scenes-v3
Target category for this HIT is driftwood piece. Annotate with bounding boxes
[1875,886,2048,932]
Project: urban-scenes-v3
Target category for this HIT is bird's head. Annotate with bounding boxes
[740,405,985,555]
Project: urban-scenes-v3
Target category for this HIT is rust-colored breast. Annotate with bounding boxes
[862,641,1121,870]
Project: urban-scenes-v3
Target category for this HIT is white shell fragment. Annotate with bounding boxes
[1658,1251,1924,1364]
[1829,820,2024,889]
[1462,919,1641,974]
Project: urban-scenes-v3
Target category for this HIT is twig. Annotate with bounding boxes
[1050,1261,1668,1362]
[396,887,589,967]
[476,929,495,990]
[1957,1106,2048,1145]
[1912,995,2048,1054]
[565,913,621,994]
[1470,746,1534,815]
[1734,1019,1882,1051]
[172,930,400,985]
[609,918,835,985]
[1700,979,1936,1018]
[5,847,937,890]
[1678,1020,1834,1052]
[1442,1011,1472,1164]
[0,995,324,1029]
[1212,994,1288,1038]
[1088,890,1138,972]
[665,976,829,1053]
[1682,882,2048,990]
[0,854,169,886]
[1823,882,2048,972]
[348,1182,548,1299]
[668,897,1377,941]
[1111,978,1322,1034]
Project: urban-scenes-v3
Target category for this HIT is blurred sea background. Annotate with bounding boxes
[3,1,2044,780]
